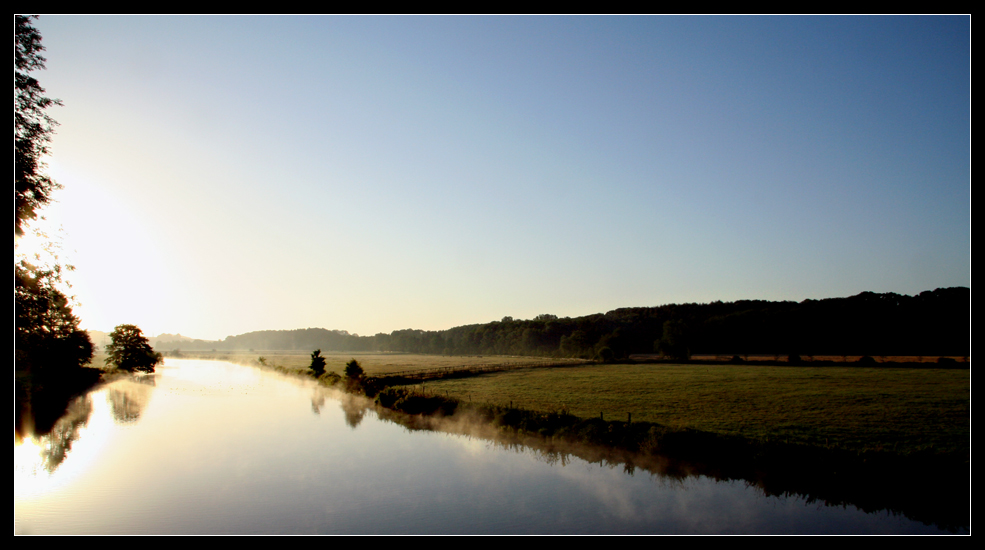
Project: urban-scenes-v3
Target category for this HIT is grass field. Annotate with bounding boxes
[148,352,969,456]
[161,350,569,377]
[421,363,969,456]
[681,354,968,364]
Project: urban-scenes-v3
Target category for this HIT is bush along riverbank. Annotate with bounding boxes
[254,357,968,533]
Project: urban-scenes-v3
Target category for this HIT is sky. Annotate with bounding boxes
[20,15,970,341]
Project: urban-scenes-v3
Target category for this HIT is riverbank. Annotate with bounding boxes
[423,363,970,456]
[216,352,969,456]
[22,358,956,534]
[369,386,968,532]
[230,354,968,532]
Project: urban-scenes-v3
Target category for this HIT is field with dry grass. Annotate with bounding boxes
[684,354,969,363]
[161,350,569,376]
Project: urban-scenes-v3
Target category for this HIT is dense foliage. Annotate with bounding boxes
[157,288,969,359]
[344,359,364,379]
[105,324,163,372]
[309,349,326,376]
[15,15,62,237]
[15,261,94,373]
[14,16,93,375]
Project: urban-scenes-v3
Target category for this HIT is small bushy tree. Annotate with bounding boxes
[310,349,326,376]
[344,358,364,379]
[105,324,162,372]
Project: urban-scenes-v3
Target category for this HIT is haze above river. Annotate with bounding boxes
[14,359,954,534]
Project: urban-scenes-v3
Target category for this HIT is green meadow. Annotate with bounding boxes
[421,363,969,456]
[158,351,968,457]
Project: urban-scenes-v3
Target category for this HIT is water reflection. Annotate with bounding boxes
[15,373,159,477]
[34,395,93,474]
[323,385,967,533]
[108,375,155,424]
[367,393,968,533]
[310,394,325,415]
[15,367,102,441]
[14,360,965,535]
[310,389,367,428]
[338,394,368,429]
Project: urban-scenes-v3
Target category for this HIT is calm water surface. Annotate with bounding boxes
[14,359,953,534]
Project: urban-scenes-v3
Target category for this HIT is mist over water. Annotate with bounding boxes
[14,359,956,534]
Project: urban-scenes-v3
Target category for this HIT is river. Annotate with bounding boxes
[14,359,959,534]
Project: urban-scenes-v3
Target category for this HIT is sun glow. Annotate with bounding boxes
[14,391,118,501]
[14,435,49,499]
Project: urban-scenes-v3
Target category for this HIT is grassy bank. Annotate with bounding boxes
[421,363,969,456]
[179,353,969,458]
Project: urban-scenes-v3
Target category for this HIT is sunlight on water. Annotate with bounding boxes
[15,388,116,502]
[14,359,960,535]
[13,436,45,494]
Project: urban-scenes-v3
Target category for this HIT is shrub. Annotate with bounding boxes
[319,372,342,386]
[310,349,326,376]
[344,358,364,379]
[375,387,408,408]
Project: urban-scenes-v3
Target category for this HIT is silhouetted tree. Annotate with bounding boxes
[105,325,162,372]
[344,359,364,379]
[15,15,62,237]
[15,260,93,373]
[14,16,93,377]
[310,349,326,376]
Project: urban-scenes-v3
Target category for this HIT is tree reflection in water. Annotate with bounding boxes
[339,394,367,429]
[107,376,155,425]
[38,395,93,473]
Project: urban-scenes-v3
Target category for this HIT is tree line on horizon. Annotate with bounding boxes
[158,287,969,360]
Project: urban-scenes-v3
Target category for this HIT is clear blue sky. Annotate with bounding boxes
[23,15,969,340]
